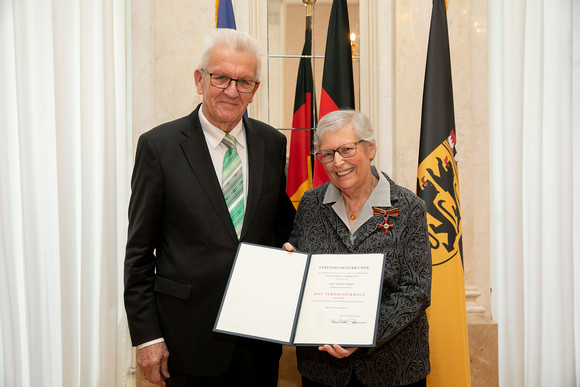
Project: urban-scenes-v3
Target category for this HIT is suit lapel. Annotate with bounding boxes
[179,107,239,242]
[240,119,265,239]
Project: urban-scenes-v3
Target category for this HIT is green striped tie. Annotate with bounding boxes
[222,134,244,238]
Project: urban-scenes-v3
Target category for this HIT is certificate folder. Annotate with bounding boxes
[214,242,385,347]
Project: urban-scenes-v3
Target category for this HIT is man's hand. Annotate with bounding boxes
[319,344,358,359]
[137,342,170,386]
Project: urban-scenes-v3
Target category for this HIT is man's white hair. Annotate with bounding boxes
[198,28,265,80]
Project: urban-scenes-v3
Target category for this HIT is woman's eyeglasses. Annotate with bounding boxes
[315,140,366,164]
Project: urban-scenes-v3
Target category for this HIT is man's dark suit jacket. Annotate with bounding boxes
[124,104,295,377]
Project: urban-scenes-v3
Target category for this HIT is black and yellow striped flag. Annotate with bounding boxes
[417,0,471,386]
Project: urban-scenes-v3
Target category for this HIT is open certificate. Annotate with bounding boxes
[214,243,385,347]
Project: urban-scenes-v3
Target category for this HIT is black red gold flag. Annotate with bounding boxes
[416,1,471,386]
[313,0,355,187]
[287,27,317,208]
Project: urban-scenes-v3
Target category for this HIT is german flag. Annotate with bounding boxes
[417,1,471,386]
[313,0,355,187]
[287,27,317,209]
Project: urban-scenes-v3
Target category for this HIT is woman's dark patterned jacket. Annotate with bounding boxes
[289,172,432,387]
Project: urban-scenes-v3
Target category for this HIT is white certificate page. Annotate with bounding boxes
[293,253,385,347]
[214,243,310,344]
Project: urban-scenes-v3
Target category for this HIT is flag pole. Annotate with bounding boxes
[304,0,314,27]
[303,0,316,176]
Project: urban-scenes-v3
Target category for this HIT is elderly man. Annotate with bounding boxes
[124,28,295,386]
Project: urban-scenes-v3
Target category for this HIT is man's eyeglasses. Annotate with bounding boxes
[315,140,366,164]
[202,69,259,93]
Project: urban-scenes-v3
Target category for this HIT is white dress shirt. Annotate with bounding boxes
[198,109,249,206]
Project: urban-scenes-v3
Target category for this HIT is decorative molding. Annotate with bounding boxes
[466,285,487,322]
[359,0,394,176]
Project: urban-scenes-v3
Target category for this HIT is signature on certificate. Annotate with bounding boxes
[330,318,367,325]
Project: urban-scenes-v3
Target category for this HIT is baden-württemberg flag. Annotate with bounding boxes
[416,1,471,386]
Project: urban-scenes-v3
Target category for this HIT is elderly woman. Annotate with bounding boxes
[284,110,431,387]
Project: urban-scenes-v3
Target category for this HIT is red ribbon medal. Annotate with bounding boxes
[373,207,399,234]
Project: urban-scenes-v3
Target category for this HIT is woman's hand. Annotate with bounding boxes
[283,242,296,252]
[319,344,358,359]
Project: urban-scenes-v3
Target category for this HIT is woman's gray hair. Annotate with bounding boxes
[314,110,376,149]
[198,28,265,80]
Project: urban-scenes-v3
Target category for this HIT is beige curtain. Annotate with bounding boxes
[489,0,580,385]
[0,0,132,385]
